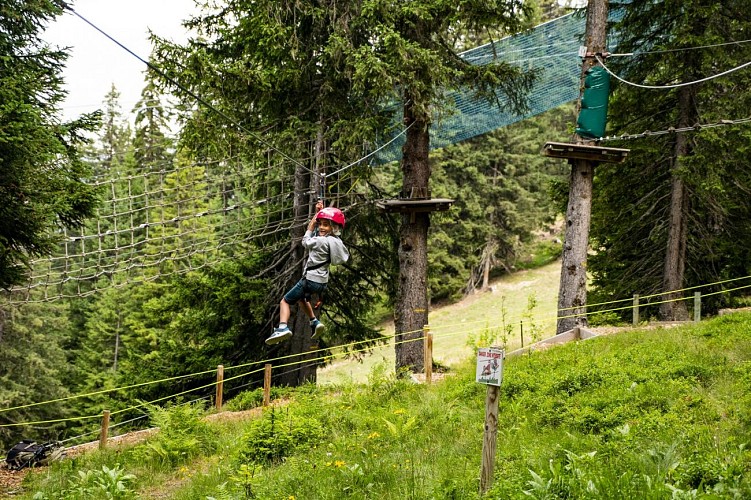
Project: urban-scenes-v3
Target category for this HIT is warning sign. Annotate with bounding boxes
[476,347,504,386]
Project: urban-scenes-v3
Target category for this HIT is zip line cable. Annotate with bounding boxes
[609,38,751,57]
[595,54,751,90]
[325,120,416,178]
[598,116,751,142]
[66,7,416,189]
[65,7,310,173]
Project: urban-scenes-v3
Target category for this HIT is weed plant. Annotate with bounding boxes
[225,386,293,412]
[20,313,751,499]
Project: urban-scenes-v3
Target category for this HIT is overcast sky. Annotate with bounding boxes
[43,0,196,122]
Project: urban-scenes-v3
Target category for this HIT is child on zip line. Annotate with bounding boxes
[265,200,350,345]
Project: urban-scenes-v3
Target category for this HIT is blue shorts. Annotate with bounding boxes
[284,278,327,305]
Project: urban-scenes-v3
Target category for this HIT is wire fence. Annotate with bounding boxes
[2,272,750,461]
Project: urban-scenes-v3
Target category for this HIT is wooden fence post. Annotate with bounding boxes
[520,320,524,348]
[263,363,272,407]
[215,365,224,411]
[479,385,500,494]
[423,325,432,384]
[99,410,110,450]
[694,292,701,322]
[633,294,640,326]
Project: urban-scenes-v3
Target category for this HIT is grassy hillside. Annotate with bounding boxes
[319,261,560,385]
[18,311,751,499]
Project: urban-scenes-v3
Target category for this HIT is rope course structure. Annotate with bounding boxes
[7,7,750,305]
[375,11,616,162]
[5,10,605,303]
[5,140,373,303]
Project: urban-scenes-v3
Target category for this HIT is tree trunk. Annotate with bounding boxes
[276,151,316,386]
[659,86,694,321]
[482,241,492,290]
[556,159,593,334]
[556,0,607,334]
[394,100,430,374]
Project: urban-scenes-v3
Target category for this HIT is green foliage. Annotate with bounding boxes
[238,407,325,464]
[0,0,100,289]
[366,361,417,400]
[134,402,216,468]
[225,387,293,412]
[16,315,751,498]
[32,464,136,500]
[0,302,74,449]
[590,0,751,316]
[514,239,563,271]
[428,107,570,301]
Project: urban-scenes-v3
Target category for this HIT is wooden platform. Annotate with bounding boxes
[542,141,630,163]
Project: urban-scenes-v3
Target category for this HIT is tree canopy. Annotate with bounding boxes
[0,0,100,289]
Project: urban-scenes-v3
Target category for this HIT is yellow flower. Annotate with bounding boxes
[288,496,296,500]
[334,460,346,468]
[367,432,380,439]
[393,409,406,415]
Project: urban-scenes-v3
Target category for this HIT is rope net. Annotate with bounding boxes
[7,138,368,303]
[376,11,621,163]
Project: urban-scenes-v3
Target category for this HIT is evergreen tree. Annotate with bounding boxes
[0,0,99,447]
[0,302,73,450]
[153,0,390,385]
[345,0,537,372]
[589,0,751,317]
[428,106,571,301]
[0,0,99,289]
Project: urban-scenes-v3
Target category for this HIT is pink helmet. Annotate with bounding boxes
[316,207,346,227]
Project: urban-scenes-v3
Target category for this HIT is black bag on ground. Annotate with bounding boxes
[4,440,65,470]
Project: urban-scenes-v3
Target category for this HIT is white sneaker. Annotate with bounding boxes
[266,326,292,345]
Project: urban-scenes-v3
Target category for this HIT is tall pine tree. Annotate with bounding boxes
[590,0,751,317]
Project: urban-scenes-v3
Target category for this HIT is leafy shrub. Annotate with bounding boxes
[226,386,293,412]
[239,407,325,464]
[33,464,136,500]
[135,402,216,467]
[366,361,415,400]
[588,310,624,327]
[548,369,604,396]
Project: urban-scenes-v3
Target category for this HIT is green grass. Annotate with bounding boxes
[20,312,751,499]
[318,261,561,385]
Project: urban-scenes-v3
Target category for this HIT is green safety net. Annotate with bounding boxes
[374,10,621,164]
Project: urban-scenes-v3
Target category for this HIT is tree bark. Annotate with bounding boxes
[556,0,608,334]
[557,159,593,333]
[276,153,316,386]
[394,99,430,374]
[659,86,694,321]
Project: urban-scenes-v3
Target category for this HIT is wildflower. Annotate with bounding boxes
[393,409,405,415]
[334,460,346,468]
[367,432,380,439]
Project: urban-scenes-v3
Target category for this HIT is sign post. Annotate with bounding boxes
[477,347,504,494]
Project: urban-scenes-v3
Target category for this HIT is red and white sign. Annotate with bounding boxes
[476,347,504,386]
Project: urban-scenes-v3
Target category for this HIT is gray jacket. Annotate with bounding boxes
[302,231,349,284]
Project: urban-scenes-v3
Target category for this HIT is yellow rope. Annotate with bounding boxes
[3,278,750,427]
